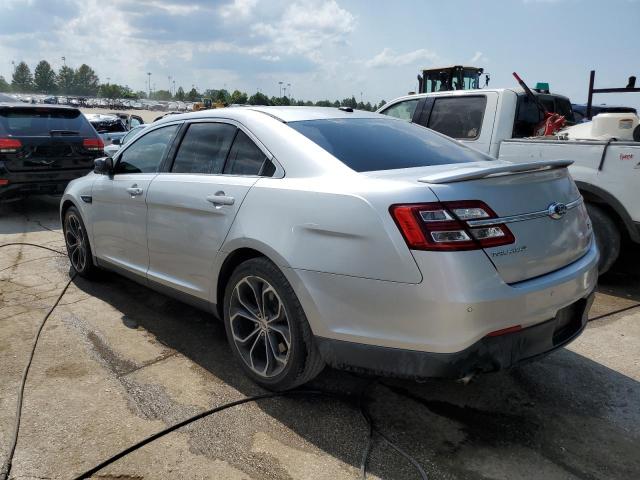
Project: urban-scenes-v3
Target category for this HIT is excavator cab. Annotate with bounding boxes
[418,66,486,93]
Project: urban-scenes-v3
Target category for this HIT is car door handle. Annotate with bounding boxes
[206,192,235,206]
[126,185,143,197]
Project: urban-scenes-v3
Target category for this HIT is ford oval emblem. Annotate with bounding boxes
[548,202,568,220]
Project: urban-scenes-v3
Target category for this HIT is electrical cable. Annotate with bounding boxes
[0,242,66,256]
[589,303,640,321]
[0,241,75,480]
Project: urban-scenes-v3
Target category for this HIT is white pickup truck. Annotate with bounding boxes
[378,88,640,273]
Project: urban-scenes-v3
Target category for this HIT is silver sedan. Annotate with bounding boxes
[60,107,598,390]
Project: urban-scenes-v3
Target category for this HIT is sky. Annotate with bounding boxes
[1,0,639,109]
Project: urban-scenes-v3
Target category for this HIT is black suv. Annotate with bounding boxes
[0,102,104,200]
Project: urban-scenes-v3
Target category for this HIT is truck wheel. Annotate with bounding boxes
[223,257,325,391]
[586,203,620,275]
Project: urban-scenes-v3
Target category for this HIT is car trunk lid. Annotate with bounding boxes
[372,160,592,284]
[422,161,592,283]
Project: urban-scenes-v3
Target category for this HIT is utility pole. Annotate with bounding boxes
[278,81,283,97]
[168,75,172,95]
[147,72,151,98]
[172,80,176,97]
[287,83,291,99]
[61,56,66,67]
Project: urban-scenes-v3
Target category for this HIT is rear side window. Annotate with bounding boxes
[288,118,491,172]
[426,96,486,139]
[380,99,419,121]
[223,130,272,176]
[115,125,179,174]
[0,107,95,136]
[172,123,236,174]
[513,95,543,138]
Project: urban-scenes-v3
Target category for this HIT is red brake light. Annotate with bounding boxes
[0,138,22,153]
[83,138,104,151]
[486,325,523,337]
[390,200,515,251]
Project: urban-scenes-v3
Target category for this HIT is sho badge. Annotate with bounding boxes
[547,202,567,220]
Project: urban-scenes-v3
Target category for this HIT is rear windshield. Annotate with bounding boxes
[288,118,490,172]
[0,107,95,137]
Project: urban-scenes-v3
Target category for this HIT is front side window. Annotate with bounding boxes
[223,130,272,176]
[380,99,419,121]
[426,96,487,140]
[115,124,179,174]
[172,122,236,174]
[289,117,491,172]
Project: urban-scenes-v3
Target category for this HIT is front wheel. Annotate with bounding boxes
[223,257,324,391]
[63,206,98,278]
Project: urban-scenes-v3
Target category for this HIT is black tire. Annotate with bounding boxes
[586,203,621,275]
[63,206,99,278]
[223,257,324,391]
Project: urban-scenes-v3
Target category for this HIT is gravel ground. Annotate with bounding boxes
[1,196,639,480]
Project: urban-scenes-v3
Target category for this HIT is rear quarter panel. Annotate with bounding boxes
[219,175,428,285]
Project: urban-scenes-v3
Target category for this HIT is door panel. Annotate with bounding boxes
[146,174,259,297]
[91,124,180,275]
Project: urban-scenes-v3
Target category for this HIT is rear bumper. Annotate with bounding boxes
[316,290,595,379]
[0,167,92,199]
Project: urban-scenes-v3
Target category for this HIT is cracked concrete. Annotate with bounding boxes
[1,196,639,479]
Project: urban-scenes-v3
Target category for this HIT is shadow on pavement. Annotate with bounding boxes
[598,241,640,302]
[0,195,61,235]
[72,272,640,480]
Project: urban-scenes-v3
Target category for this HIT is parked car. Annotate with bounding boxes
[379,89,639,273]
[107,112,144,130]
[1,102,104,200]
[60,107,597,390]
[84,113,128,146]
[103,124,147,157]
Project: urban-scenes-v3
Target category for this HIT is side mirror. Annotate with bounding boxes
[94,157,113,175]
[112,138,121,145]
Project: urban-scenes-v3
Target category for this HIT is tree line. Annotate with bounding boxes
[0,60,387,111]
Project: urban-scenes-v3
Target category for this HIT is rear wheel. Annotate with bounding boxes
[223,257,324,391]
[586,203,620,275]
[63,206,98,278]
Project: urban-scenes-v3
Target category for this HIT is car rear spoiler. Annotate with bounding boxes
[417,159,573,184]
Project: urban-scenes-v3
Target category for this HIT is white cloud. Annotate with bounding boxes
[252,0,356,62]
[469,51,488,64]
[220,0,258,19]
[365,48,438,68]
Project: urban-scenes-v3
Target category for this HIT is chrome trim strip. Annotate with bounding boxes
[467,197,583,227]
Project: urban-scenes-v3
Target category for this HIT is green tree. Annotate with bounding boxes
[341,96,357,109]
[57,66,75,95]
[212,88,230,104]
[378,99,386,108]
[230,89,248,104]
[0,75,10,92]
[11,61,34,92]
[99,83,126,99]
[73,64,99,96]
[186,87,199,102]
[175,86,185,101]
[135,90,147,99]
[33,60,57,93]
[248,91,270,105]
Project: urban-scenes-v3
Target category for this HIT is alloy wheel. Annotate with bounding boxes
[65,213,87,272]
[229,275,292,378]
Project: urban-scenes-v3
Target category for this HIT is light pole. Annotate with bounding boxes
[147,72,151,98]
[106,77,110,85]
[61,56,66,67]
[287,83,291,98]
[172,80,175,97]
[168,75,172,95]
[278,81,283,97]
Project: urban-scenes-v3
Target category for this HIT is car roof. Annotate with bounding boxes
[153,106,380,125]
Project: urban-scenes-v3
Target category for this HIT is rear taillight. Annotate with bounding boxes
[0,138,22,153]
[390,200,515,251]
[83,138,104,151]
